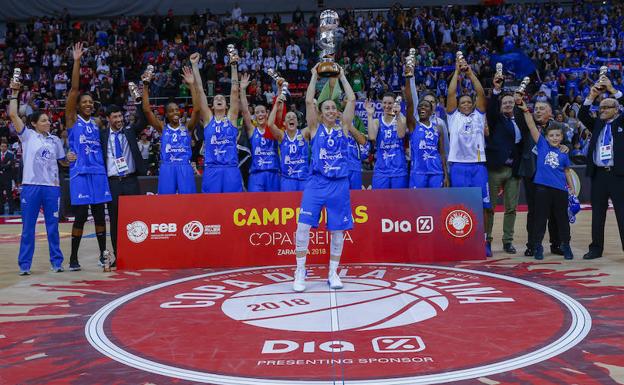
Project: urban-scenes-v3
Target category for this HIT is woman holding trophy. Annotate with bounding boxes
[192,46,244,193]
[292,10,363,292]
[141,61,200,194]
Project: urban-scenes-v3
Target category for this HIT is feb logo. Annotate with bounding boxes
[126,221,148,243]
[445,209,473,238]
[86,264,591,385]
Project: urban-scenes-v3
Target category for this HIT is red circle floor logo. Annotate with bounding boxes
[86,264,591,384]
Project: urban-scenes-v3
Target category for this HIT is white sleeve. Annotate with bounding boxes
[55,137,65,160]
[18,127,33,143]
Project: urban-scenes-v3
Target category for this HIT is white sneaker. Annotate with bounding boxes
[328,272,343,289]
[293,268,306,292]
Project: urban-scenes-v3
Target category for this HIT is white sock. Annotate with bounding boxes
[329,260,339,275]
[296,257,306,269]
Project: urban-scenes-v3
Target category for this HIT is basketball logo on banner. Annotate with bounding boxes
[126,221,148,243]
[445,209,473,238]
[183,221,204,241]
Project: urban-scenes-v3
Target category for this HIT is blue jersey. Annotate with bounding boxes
[161,124,191,163]
[250,128,279,172]
[410,120,443,175]
[534,136,571,192]
[375,116,407,176]
[69,116,106,178]
[279,130,309,180]
[311,124,349,179]
[204,117,238,167]
[347,132,369,172]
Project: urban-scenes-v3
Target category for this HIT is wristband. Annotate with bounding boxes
[9,97,18,100]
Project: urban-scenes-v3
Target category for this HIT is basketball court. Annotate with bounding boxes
[1,211,623,384]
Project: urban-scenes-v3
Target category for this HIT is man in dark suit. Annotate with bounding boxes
[578,78,624,259]
[101,105,147,259]
[485,76,524,254]
[516,99,571,257]
[0,141,15,215]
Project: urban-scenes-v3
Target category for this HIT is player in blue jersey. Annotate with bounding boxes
[405,70,449,188]
[240,73,280,191]
[191,53,243,193]
[293,63,360,292]
[65,42,110,271]
[266,93,311,191]
[142,66,199,194]
[366,93,408,189]
[339,111,369,190]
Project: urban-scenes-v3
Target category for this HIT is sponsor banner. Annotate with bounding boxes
[117,188,485,269]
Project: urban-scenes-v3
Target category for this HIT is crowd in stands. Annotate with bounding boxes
[0,1,623,204]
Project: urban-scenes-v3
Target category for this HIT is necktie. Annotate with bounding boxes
[602,123,612,166]
[114,131,125,176]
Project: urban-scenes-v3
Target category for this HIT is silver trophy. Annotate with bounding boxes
[597,66,608,91]
[495,62,503,78]
[12,68,21,84]
[142,64,155,82]
[265,68,285,87]
[227,44,240,65]
[456,51,467,72]
[517,76,531,94]
[405,48,416,77]
[281,81,290,98]
[128,82,141,104]
[392,96,403,117]
[317,9,340,77]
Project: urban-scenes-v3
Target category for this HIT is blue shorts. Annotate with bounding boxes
[281,177,308,192]
[248,170,280,192]
[450,162,491,209]
[70,173,111,205]
[299,174,353,231]
[372,174,408,189]
[202,166,243,193]
[410,173,444,188]
[348,170,362,190]
[158,163,196,194]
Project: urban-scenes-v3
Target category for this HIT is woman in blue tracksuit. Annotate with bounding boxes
[8,77,67,275]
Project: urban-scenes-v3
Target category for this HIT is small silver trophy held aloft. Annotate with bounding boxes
[128,82,141,104]
[265,68,285,87]
[227,44,240,65]
[142,64,155,82]
[281,81,290,98]
[405,48,416,77]
[517,76,531,94]
[495,62,503,78]
[597,66,609,91]
[392,96,403,117]
[317,9,340,77]
[12,68,21,84]
[456,51,467,72]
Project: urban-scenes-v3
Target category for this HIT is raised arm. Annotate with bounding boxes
[394,104,407,139]
[365,99,379,141]
[405,76,417,131]
[579,85,599,131]
[227,62,240,124]
[340,66,356,126]
[239,73,255,137]
[467,66,486,112]
[182,66,200,131]
[65,42,87,128]
[190,53,212,124]
[446,62,460,113]
[305,64,320,134]
[141,71,164,132]
[8,81,25,134]
[519,101,540,144]
[267,95,286,142]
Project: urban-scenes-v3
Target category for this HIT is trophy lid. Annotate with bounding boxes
[496,62,503,71]
[319,9,339,29]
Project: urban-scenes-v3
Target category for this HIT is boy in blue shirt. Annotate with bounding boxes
[519,100,575,260]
